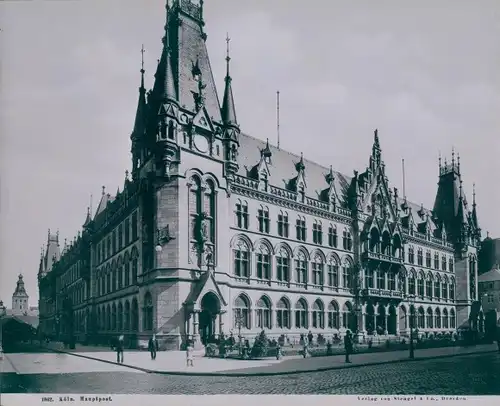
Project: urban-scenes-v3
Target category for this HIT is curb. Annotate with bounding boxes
[43,346,499,377]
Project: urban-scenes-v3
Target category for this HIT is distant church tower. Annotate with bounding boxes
[12,274,29,315]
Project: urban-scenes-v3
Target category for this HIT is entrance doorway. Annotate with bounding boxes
[199,292,220,345]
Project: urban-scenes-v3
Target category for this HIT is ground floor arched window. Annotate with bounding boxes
[417,307,425,329]
[450,309,456,328]
[327,301,339,329]
[276,297,290,329]
[256,296,271,329]
[131,298,139,331]
[295,299,308,329]
[312,300,324,329]
[143,292,153,331]
[234,295,251,329]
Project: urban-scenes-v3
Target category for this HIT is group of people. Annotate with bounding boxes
[114,334,195,367]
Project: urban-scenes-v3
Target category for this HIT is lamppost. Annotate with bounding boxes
[408,294,415,359]
[234,309,245,356]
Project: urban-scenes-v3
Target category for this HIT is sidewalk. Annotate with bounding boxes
[42,341,499,376]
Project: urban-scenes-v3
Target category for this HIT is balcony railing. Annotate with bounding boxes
[363,288,404,299]
[362,251,404,264]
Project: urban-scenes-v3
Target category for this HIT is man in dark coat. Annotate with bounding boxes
[344,330,353,363]
[496,326,500,353]
[116,335,124,364]
[148,334,159,360]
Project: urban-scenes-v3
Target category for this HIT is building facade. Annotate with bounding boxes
[478,267,500,339]
[38,0,483,350]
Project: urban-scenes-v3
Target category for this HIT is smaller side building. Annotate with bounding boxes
[478,266,500,339]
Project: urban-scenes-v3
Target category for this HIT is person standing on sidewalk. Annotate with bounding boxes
[344,330,353,363]
[116,335,124,364]
[496,325,500,353]
[186,341,194,367]
[148,334,158,360]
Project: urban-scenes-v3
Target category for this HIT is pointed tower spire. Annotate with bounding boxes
[152,3,177,105]
[83,206,91,228]
[221,32,238,126]
[132,45,147,137]
[471,182,479,229]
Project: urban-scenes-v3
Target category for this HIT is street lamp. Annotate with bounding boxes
[408,294,415,359]
[234,309,245,356]
[155,225,175,253]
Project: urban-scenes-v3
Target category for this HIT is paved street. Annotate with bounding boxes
[1,351,500,394]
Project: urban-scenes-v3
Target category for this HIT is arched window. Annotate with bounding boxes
[449,278,455,300]
[312,300,324,329]
[235,200,249,229]
[277,210,289,237]
[256,243,271,280]
[295,250,308,284]
[97,308,101,330]
[276,247,290,282]
[369,228,380,253]
[117,258,123,289]
[132,257,138,284]
[112,265,117,293]
[204,177,218,246]
[343,229,352,251]
[450,308,456,328]
[312,220,323,245]
[434,253,439,269]
[295,299,308,328]
[442,308,449,328]
[442,276,448,300]
[408,270,416,295]
[408,246,415,264]
[131,298,139,331]
[426,273,433,297]
[327,301,340,329]
[426,307,433,328]
[311,254,324,286]
[327,255,339,287]
[342,302,353,329]
[117,302,123,331]
[417,272,425,297]
[124,254,130,286]
[442,255,447,271]
[276,297,290,329]
[417,307,425,329]
[435,308,441,328]
[143,292,153,331]
[392,234,402,258]
[449,257,454,272]
[256,296,271,329]
[234,239,250,277]
[381,231,391,255]
[434,274,441,299]
[124,301,130,331]
[417,248,423,266]
[328,224,338,248]
[234,294,251,329]
[342,257,352,289]
[426,251,432,267]
[257,205,270,234]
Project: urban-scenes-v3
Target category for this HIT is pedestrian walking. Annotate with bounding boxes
[344,330,353,363]
[148,334,158,360]
[496,326,500,353]
[186,341,194,367]
[307,330,314,346]
[116,335,124,364]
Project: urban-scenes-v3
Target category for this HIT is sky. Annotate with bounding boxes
[1,0,499,307]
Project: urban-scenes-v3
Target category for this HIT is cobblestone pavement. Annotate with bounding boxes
[2,352,499,395]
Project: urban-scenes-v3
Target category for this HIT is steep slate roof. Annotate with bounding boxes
[478,268,500,283]
[236,134,352,205]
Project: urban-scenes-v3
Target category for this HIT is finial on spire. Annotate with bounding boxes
[457,152,461,175]
[473,183,476,206]
[125,170,129,181]
[141,44,145,72]
[438,151,442,172]
[451,146,455,167]
[102,186,106,196]
[225,32,231,77]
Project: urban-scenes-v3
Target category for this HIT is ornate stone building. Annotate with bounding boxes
[38,0,482,350]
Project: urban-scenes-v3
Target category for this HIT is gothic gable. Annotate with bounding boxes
[192,106,215,134]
